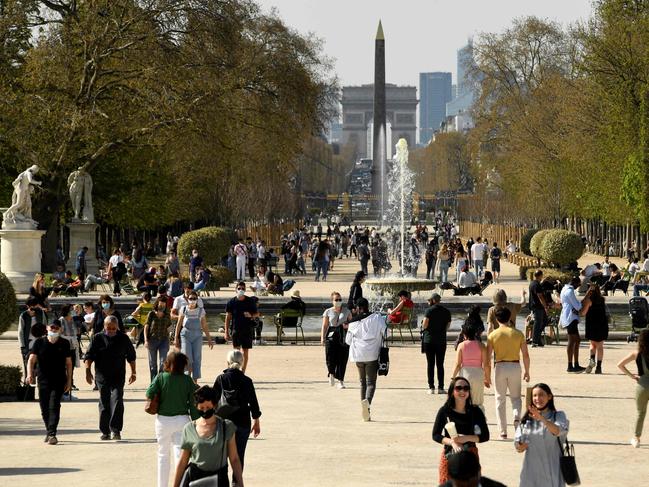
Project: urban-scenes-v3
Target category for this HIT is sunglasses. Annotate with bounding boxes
[333,299,342,302]
[188,299,198,302]
[454,385,470,392]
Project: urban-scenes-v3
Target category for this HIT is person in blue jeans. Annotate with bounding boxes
[174,291,213,382]
[144,296,172,381]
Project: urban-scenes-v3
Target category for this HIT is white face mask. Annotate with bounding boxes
[237,290,245,297]
[333,300,342,308]
[48,331,60,339]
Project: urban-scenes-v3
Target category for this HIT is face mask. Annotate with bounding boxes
[333,300,342,308]
[237,290,245,297]
[102,303,110,310]
[47,331,60,339]
[105,330,117,337]
[200,408,215,419]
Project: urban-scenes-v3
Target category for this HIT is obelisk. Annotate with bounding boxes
[372,20,387,221]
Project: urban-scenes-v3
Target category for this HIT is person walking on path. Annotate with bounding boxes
[421,293,452,394]
[347,271,365,313]
[84,315,137,441]
[173,386,244,487]
[146,352,200,487]
[58,304,80,397]
[225,282,259,373]
[486,289,526,334]
[432,376,490,485]
[234,239,248,281]
[321,291,352,389]
[559,277,586,373]
[485,307,530,440]
[18,297,48,377]
[452,322,489,412]
[345,298,387,422]
[213,350,261,471]
[174,291,213,381]
[144,296,173,382]
[617,329,649,448]
[581,284,609,374]
[528,270,550,348]
[514,383,569,487]
[26,321,73,445]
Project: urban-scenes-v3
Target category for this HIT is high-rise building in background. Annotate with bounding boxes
[446,40,478,132]
[419,72,452,145]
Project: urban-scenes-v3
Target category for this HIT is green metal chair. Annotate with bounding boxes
[273,308,305,345]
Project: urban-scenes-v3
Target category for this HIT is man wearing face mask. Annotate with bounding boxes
[26,321,73,445]
[18,297,48,378]
[225,282,259,373]
[84,315,137,440]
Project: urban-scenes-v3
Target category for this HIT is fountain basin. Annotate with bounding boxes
[365,278,438,299]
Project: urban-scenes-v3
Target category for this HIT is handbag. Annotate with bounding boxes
[377,326,389,376]
[557,436,580,486]
[144,393,160,415]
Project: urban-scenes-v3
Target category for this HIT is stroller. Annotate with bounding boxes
[628,297,649,342]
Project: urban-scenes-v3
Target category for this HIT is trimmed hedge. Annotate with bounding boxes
[210,266,235,288]
[0,365,21,396]
[526,267,574,284]
[520,228,539,256]
[530,229,551,258]
[0,272,17,336]
[539,230,585,266]
[177,227,232,266]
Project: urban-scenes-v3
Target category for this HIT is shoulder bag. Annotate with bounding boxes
[557,432,580,485]
[378,324,390,376]
[145,385,160,415]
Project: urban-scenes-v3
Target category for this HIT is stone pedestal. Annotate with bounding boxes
[67,222,99,275]
[0,228,46,292]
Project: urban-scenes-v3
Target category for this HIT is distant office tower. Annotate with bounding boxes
[419,72,452,145]
[341,84,418,158]
[446,40,477,131]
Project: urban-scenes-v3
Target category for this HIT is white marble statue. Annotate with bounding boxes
[68,167,94,222]
[2,165,41,228]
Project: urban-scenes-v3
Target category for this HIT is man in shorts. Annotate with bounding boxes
[559,277,586,373]
[225,282,259,373]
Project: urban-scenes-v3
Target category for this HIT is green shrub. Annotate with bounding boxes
[530,229,551,258]
[539,230,585,266]
[520,228,539,256]
[209,266,235,288]
[0,272,17,336]
[525,267,574,284]
[177,227,232,266]
[0,365,21,396]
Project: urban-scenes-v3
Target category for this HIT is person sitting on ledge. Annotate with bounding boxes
[387,290,414,324]
[458,266,478,289]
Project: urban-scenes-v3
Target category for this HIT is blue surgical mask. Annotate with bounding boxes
[47,331,60,339]
[102,303,110,310]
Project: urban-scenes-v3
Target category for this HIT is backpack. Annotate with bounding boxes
[215,376,240,419]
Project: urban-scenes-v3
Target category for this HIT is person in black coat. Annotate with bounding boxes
[347,271,366,312]
[280,290,306,327]
[92,294,124,334]
[213,350,261,470]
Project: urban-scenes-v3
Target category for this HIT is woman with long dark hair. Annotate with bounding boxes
[617,329,649,448]
[347,270,365,312]
[314,239,331,282]
[514,383,569,487]
[432,376,490,485]
[581,284,609,374]
[452,323,488,411]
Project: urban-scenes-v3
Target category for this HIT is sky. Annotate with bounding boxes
[254,0,594,87]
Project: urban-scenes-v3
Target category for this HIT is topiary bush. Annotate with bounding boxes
[0,272,18,336]
[177,227,232,266]
[539,230,585,267]
[0,365,21,396]
[520,228,539,256]
[210,266,235,288]
[530,229,551,258]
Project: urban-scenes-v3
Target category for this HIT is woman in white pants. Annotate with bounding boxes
[146,352,200,487]
[451,322,489,412]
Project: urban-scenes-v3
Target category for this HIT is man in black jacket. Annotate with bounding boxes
[84,315,136,441]
[439,451,506,487]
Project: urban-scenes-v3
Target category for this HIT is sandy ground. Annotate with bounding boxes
[0,336,646,486]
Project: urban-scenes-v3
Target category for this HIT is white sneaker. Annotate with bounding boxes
[631,437,640,448]
[336,381,345,389]
[427,388,434,395]
[585,358,595,374]
[361,399,370,421]
[329,375,335,387]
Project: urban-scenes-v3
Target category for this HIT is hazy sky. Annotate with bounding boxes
[254,0,594,87]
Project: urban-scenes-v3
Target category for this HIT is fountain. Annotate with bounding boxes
[365,138,437,304]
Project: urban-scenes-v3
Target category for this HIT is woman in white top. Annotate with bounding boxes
[321,292,352,389]
[107,248,125,297]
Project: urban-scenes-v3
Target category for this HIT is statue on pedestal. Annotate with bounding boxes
[2,165,41,228]
[68,167,94,222]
